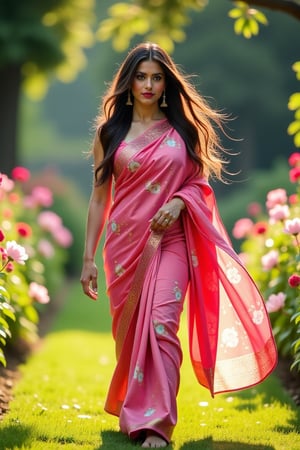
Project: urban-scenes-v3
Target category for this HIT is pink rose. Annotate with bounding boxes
[247,202,262,217]
[268,204,290,223]
[52,226,73,248]
[265,292,286,313]
[232,218,254,239]
[0,174,14,192]
[31,186,53,208]
[11,166,30,182]
[288,152,300,167]
[261,250,279,271]
[290,167,300,183]
[284,218,300,235]
[38,239,55,258]
[266,188,287,210]
[0,229,5,242]
[5,240,29,264]
[37,211,62,233]
[29,282,50,304]
[289,194,298,205]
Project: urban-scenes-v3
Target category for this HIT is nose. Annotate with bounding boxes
[145,77,152,89]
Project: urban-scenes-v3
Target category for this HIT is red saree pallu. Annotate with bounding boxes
[102,119,277,442]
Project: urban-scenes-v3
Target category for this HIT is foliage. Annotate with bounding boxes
[228,1,268,38]
[96,0,207,53]
[232,152,300,371]
[288,61,300,148]
[97,0,300,53]
[0,166,73,366]
[0,283,299,449]
[0,0,95,99]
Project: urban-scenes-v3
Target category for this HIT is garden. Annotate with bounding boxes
[0,153,300,448]
[0,1,300,448]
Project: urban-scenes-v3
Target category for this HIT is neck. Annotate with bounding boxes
[132,105,164,123]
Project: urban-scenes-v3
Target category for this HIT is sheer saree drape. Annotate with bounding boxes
[102,119,277,442]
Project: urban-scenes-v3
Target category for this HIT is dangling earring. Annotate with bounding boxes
[126,90,133,106]
[160,90,168,108]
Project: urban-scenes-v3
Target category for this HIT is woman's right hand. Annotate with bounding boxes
[80,260,98,300]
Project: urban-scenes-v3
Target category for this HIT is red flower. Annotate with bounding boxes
[11,166,30,182]
[0,229,5,242]
[252,221,268,235]
[289,167,300,183]
[8,192,20,204]
[16,222,32,238]
[5,261,14,272]
[288,152,300,167]
[288,274,300,288]
[0,247,8,260]
[247,202,262,217]
[289,194,298,205]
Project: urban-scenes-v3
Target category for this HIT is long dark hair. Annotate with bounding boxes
[94,42,228,185]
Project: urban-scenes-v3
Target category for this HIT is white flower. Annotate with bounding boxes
[226,266,241,284]
[221,327,239,348]
[5,240,28,265]
[252,309,264,325]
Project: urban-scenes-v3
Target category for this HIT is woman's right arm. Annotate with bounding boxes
[80,132,112,300]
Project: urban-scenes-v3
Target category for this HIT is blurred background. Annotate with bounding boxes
[1,0,299,274]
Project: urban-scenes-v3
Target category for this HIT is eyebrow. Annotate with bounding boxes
[135,71,164,76]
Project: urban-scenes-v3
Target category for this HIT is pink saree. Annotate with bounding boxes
[103,119,277,443]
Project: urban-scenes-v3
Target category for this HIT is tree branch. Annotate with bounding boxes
[230,0,300,20]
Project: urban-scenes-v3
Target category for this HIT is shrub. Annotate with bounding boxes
[0,167,73,366]
[232,153,300,372]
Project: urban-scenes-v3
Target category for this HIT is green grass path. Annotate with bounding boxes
[0,280,299,450]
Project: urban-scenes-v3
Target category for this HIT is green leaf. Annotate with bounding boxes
[288,93,300,110]
[254,11,268,25]
[228,8,243,19]
[287,121,300,135]
[248,18,259,36]
[0,286,10,300]
[0,349,7,367]
[292,339,300,351]
[0,328,8,339]
[2,307,16,321]
[291,311,300,323]
[294,132,300,147]
[234,17,245,35]
[290,358,300,371]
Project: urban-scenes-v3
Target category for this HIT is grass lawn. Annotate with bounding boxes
[0,280,299,450]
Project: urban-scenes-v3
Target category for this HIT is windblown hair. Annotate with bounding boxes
[94,42,229,185]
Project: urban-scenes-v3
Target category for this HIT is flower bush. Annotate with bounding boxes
[232,152,300,372]
[0,167,73,366]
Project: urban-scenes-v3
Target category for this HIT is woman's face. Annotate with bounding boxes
[131,59,166,107]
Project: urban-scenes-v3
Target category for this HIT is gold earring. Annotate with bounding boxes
[160,90,168,108]
[126,90,133,106]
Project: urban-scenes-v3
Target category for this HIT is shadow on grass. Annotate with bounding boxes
[95,431,276,450]
[0,423,32,449]
[179,437,275,450]
[96,430,131,449]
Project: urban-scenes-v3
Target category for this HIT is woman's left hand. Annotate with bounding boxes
[150,197,185,232]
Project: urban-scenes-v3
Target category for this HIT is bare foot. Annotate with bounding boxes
[141,434,168,448]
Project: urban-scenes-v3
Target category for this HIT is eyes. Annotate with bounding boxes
[135,72,164,82]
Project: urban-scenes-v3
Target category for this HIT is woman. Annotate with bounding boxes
[80,42,277,448]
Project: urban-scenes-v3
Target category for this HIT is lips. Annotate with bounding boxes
[142,93,154,98]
